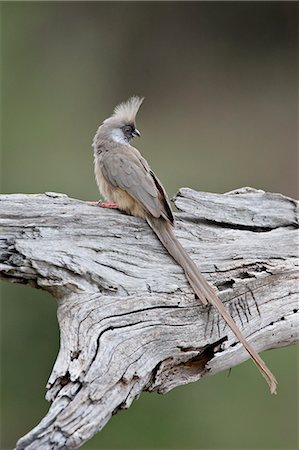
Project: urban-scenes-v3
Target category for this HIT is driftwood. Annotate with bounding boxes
[0,186,298,450]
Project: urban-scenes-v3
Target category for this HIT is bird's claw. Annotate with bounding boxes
[87,201,118,208]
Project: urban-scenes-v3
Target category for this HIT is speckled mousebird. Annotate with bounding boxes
[91,96,277,394]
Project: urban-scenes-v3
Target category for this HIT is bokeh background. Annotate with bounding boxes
[1,2,298,449]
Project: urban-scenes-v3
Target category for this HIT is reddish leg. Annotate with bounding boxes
[87,201,118,208]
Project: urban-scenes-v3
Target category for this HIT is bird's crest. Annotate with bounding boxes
[105,96,144,125]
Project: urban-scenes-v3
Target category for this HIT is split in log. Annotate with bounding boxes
[0,186,298,450]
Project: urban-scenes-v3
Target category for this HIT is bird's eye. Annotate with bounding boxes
[123,125,132,133]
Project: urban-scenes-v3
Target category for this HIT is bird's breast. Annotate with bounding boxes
[94,160,113,200]
[94,159,146,219]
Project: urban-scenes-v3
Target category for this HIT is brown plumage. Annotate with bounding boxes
[92,96,277,394]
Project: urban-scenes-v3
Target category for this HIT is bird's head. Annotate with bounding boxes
[94,96,144,147]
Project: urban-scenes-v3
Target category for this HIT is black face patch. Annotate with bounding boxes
[122,124,135,140]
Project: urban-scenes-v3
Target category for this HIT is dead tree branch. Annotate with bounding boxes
[0,187,298,450]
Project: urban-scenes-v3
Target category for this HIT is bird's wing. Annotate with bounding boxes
[100,147,174,223]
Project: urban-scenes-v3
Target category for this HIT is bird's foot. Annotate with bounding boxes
[87,201,118,208]
[99,202,118,208]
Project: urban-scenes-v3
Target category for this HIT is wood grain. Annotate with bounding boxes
[0,187,298,450]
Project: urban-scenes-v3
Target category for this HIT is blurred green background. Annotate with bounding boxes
[1,2,298,450]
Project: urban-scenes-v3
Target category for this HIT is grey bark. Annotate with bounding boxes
[0,186,298,450]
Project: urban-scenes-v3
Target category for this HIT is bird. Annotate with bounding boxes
[92,96,277,394]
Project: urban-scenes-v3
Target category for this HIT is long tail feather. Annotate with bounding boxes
[146,216,277,394]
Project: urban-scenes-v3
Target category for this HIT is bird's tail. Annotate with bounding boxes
[146,216,277,394]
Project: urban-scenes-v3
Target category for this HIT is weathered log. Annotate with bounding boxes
[0,187,298,450]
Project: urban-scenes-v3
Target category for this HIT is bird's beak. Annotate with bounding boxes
[133,128,141,137]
